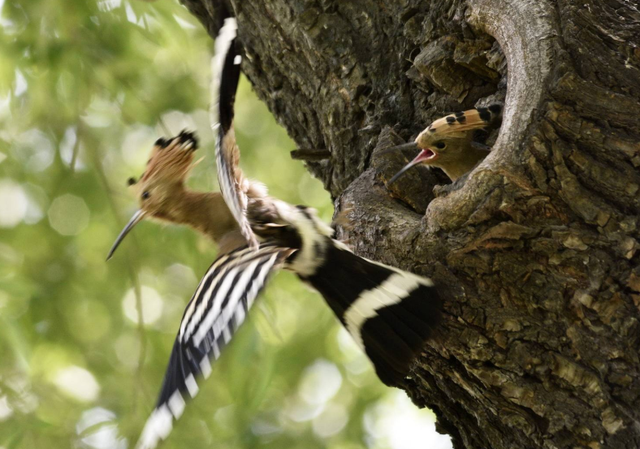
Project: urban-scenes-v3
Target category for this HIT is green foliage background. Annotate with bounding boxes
[0,1,446,448]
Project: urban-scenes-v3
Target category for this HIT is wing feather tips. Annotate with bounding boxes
[136,405,173,449]
[136,246,289,449]
[155,339,200,409]
[211,17,239,134]
[211,17,260,249]
[361,284,442,387]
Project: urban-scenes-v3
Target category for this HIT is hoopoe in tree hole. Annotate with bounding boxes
[107,18,442,449]
[384,104,502,183]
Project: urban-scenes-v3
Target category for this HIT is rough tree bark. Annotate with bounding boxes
[181,1,640,448]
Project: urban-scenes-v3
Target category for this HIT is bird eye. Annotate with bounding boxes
[141,191,151,200]
[434,141,446,149]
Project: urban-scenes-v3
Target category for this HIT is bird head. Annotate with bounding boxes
[107,130,200,260]
[385,105,502,183]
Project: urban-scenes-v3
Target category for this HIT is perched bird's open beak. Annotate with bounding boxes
[388,149,436,184]
[106,210,147,261]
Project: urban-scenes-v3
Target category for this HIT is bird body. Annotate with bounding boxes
[208,19,442,389]
[128,159,442,449]
[168,189,247,254]
[108,17,442,449]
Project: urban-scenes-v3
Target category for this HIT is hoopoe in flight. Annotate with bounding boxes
[107,18,442,449]
[384,104,502,183]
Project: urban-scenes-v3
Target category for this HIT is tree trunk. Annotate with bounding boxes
[182,0,640,447]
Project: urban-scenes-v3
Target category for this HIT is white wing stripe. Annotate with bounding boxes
[182,247,270,342]
[192,257,261,347]
[249,254,278,307]
[188,266,239,343]
[167,391,185,419]
[343,273,422,349]
[136,405,173,449]
[234,305,246,329]
[185,374,199,398]
[209,17,236,132]
[199,355,212,379]
[179,253,232,340]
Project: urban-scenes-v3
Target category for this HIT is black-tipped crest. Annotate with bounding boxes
[417,104,504,142]
[154,137,169,148]
[178,129,199,150]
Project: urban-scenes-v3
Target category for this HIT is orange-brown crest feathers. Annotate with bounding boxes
[139,130,199,186]
[416,105,502,148]
[422,105,501,137]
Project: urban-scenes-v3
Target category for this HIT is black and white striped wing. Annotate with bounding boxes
[210,17,258,248]
[136,245,291,449]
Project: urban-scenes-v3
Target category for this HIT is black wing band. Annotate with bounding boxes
[300,242,442,387]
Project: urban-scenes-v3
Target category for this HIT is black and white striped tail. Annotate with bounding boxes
[301,242,442,387]
[136,245,291,449]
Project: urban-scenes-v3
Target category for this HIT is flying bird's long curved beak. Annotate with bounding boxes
[377,141,419,156]
[388,149,435,184]
[106,209,147,261]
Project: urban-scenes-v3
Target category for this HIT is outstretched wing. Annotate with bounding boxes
[136,245,292,449]
[210,17,259,248]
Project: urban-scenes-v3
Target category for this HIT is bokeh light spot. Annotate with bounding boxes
[161,110,196,134]
[53,366,100,403]
[13,69,27,96]
[16,129,55,172]
[67,300,111,342]
[298,359,342,406]
[59,126,87,171]
[0,180,28,227]
[312,403,348,438]
[120,125,156,167]
[114,333,142,369]
[76,407,127,449]
[0,395,14,421]
[364,391,452,449]
[48,194,90,236]
[81,97,120,128]
[122,285,163,326]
